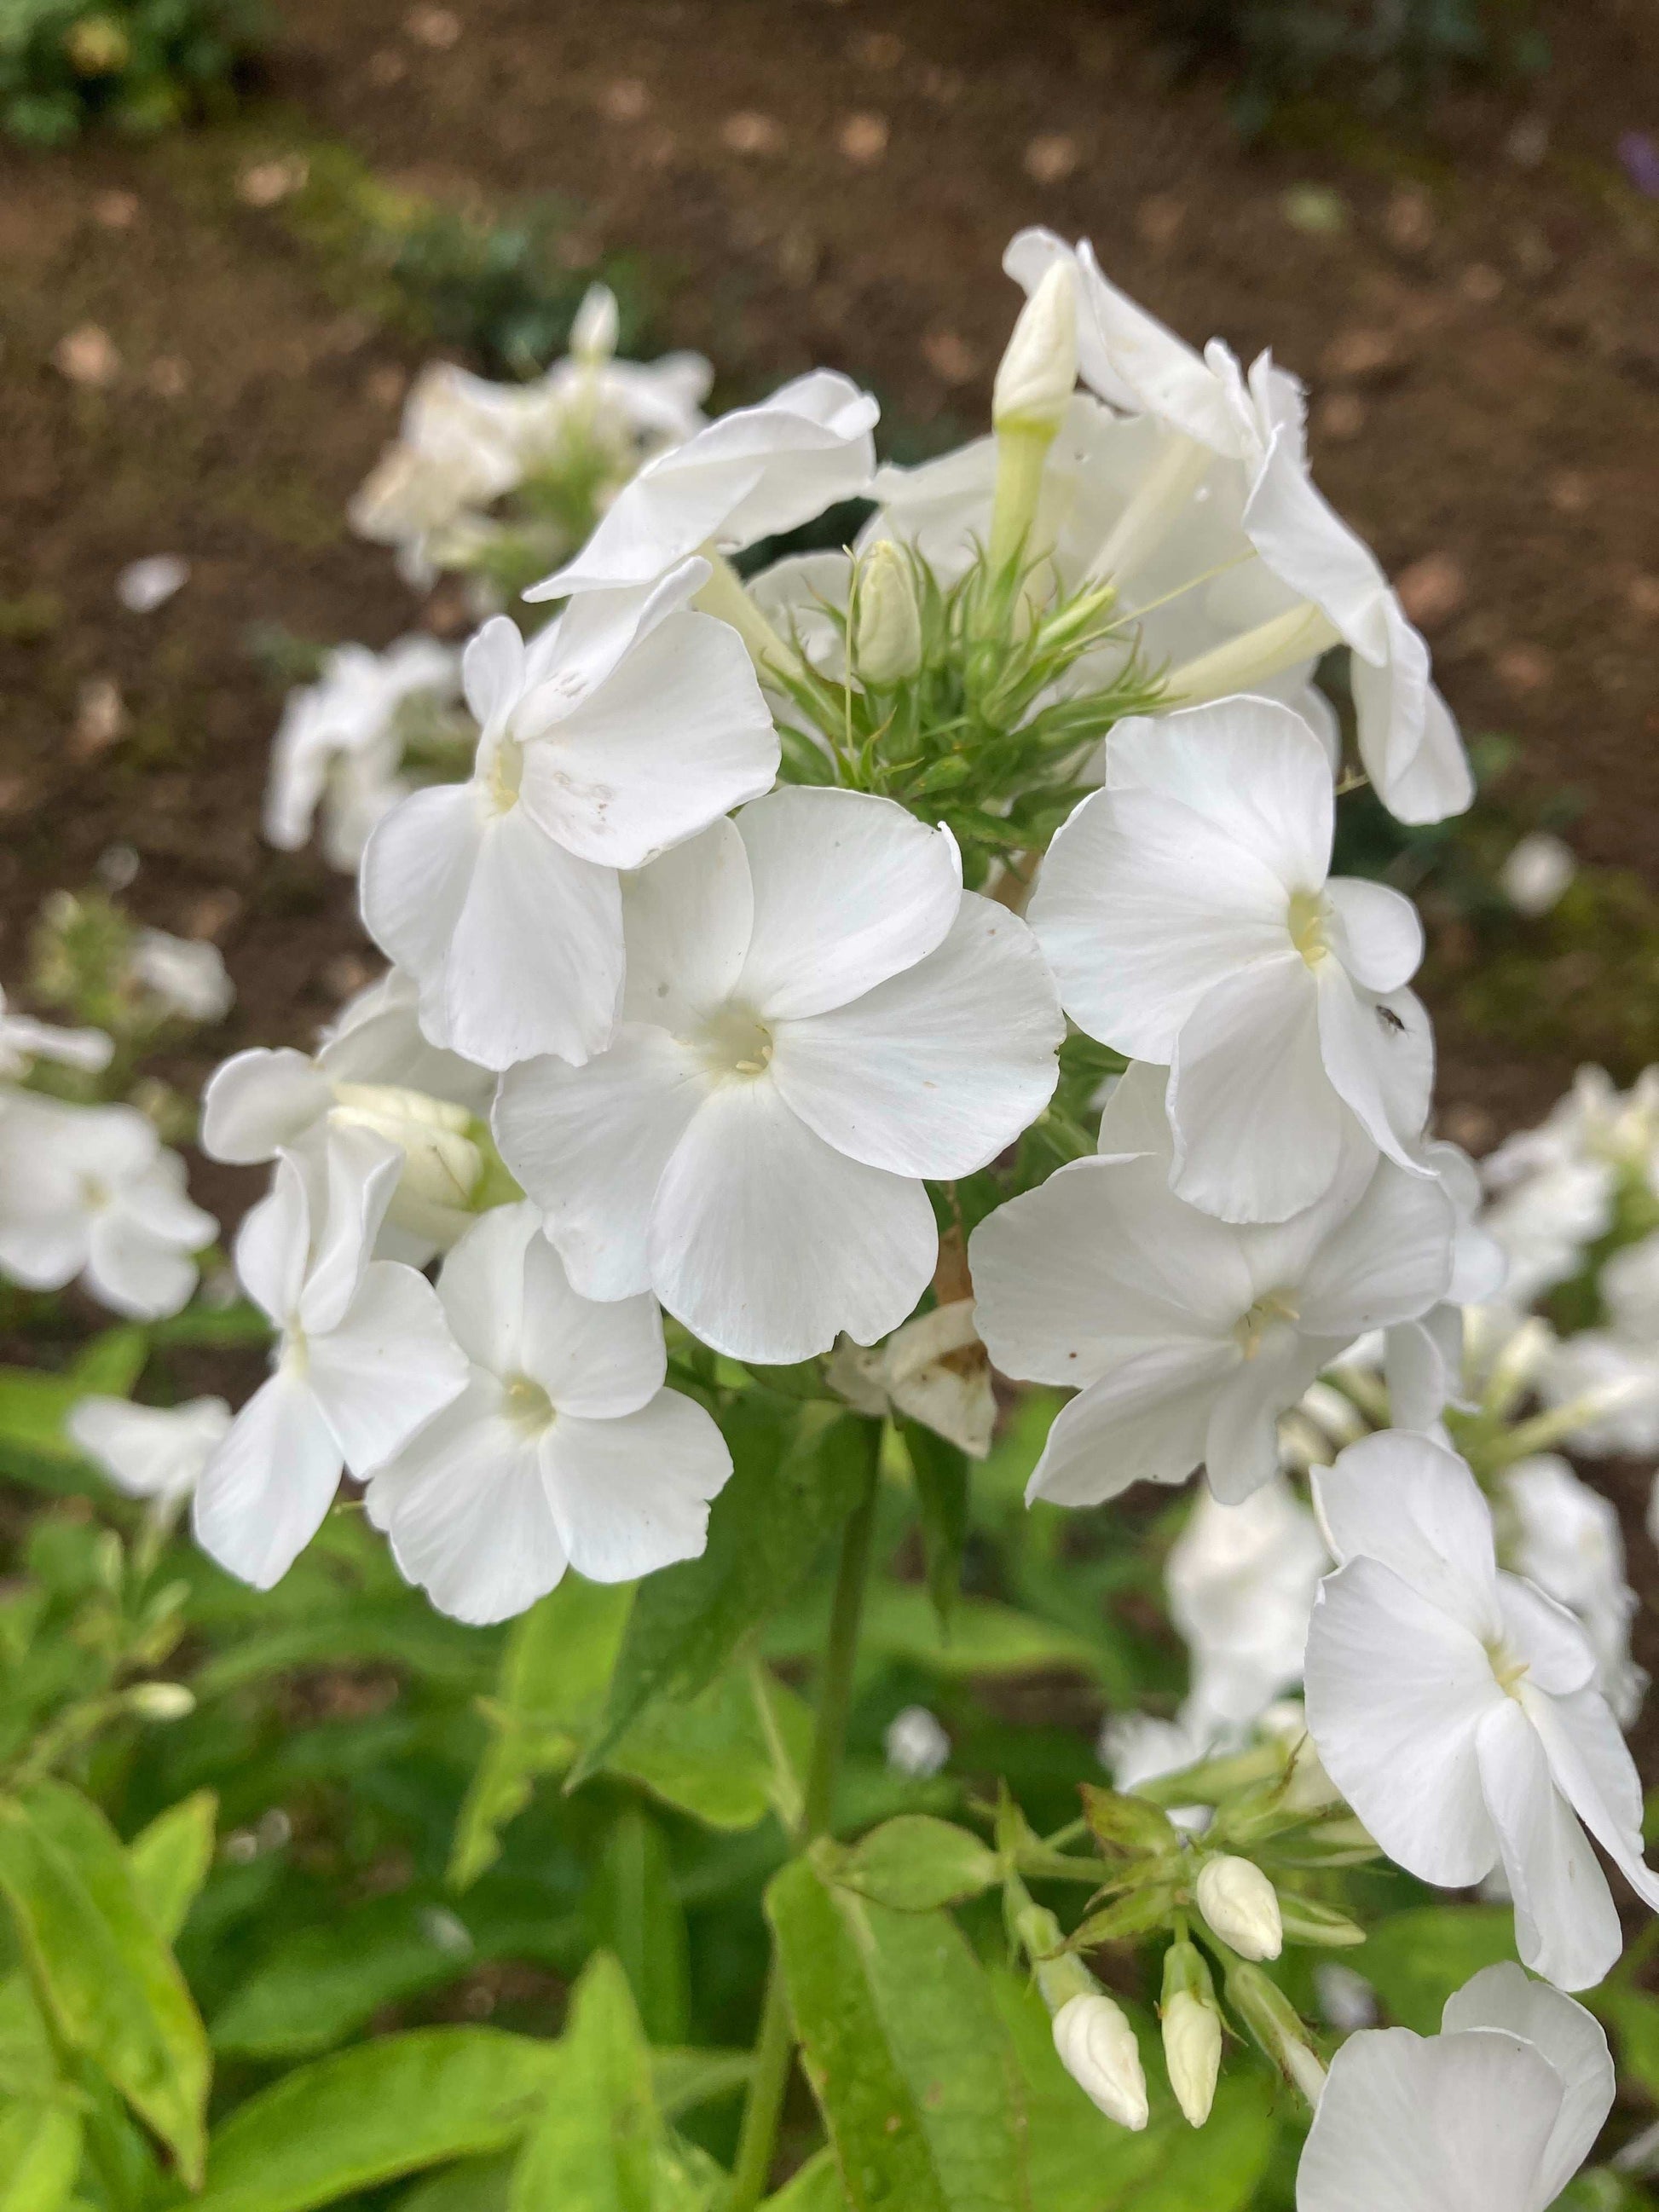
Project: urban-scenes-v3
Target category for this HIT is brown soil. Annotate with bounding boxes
[0,0,1656,1170]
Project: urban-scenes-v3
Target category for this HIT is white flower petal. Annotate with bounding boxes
[1297,2022,1564,2212]
[438,807,623,1071]
[517,1232,665,1418]
[1475,1697,1622,1992]
[193,1372,344,1591]
[647,1077,937,1363]
[367,1384,567,1626]
[201,1048,332,1164]
[360,783,482,1039]
[461,615,525,733]
[1304,1555,1502,1887]
[1025,1343,1234,1507]
[1315,962,1429,1171]
[1312,1432,1503,1634]
[1325,877,1425,996]
[1167,956,1343,1223]
[305,1262,468,1477]
[434,1201,540,1372]
[68,1395,230,1500]
[495,1028,709,1302]
[735,787,962,1021]
[518,609,776,870]
[1296,1158,1454,1338]
[1524,1684,1659,1915]
[545,1389,731,1581]
[770,894,1061,1178]
[1441,1963,1615,2206]
[1032,785,1292,1061]
[1203,1324,1329,1503]
[85,1210,199,1320]
[621,817,754,1029]
[1105,697,1333,888]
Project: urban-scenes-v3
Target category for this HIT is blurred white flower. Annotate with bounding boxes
[115,554,189,613]
[1501,831,1576,917]
[1501,1454,1645,1726]
[1298,1963,1613,2212]
[366,1204,730,1625]
[884,1704,951,1778]
[971,1066,1453,1508]
[496,787,1061,1364]
[0,987,112,1082]
[265,636,461,870]
[1306,1430,1659,1990]
[361,575,777,1071]
[1540,1233,1659,1456]
[69,1395,230,1503]
[0,1095,215,1319]
[1167,1477,1329,1740]
[130,929,234,1024]
[194,1133,469,1589]
[1030,696,1431,1224]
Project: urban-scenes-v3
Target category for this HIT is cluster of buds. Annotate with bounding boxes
[999,1724,1369,2128]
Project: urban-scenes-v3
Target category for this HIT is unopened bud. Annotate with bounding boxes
[994,261,1078,432]
[330,1083,483,1227]
[127,1682,195,1723]
[853,540,923,686]
[570,283,620,365]
[1275,1896,1366,1948]
[1196,1855,1282,1961]
[1225,1961,1326,2107]
[1052,1992,1148,2131]
[1160,1943,1221,2128]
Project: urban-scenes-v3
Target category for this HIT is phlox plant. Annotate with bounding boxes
[0,230,1657,2212]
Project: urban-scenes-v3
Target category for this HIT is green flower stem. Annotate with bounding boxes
[728,1416,883,2209]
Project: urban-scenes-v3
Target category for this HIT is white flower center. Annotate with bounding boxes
[503,1372,555,1435]
[697,1003,775,1081]
[1234,1289,1300,1359]
[78,1175,111,1211]
[1486,1641,1530,1700]
[483,731,524,817]
[1286,889,1331,967]
[279,1327,309,1382]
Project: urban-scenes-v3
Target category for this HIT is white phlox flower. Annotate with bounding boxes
[884,1704,952,1778]
[361,566,777,1071]
[1369,1139,1508,1430]
[1004,228,1473,827]
[1481,1066,1659,1305]
[1297,1963,1614,2212]
[0,1094,216,1319]
[969,1062,1454,1509]
[824,1297,997,1458]
[264,636,461,871]
[1166,1476,1329,1741]
[201,967,495,1259]
[69,1395,231,1505]
[350,368,523,584]
[0,985,112,1081]
[365,1202,730,1626]
[193,1130,470,1590]
[495,785,1063,1365]
[1500,1455,1646,1728]
[1304,1429,1659,1990]
[1539,1231,1659,1456]
[1029,696,1433,1225]
[526,369,878,610]
[129,929,234,1025]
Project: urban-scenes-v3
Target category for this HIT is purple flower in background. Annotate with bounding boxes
[1617,131,1659,198]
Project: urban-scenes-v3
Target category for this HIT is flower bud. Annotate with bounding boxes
[1196,1854,1282,1961]
[1160,1942,1222,2128]
[329,1082,483,1235]
[126,1682,195,1722]
[993,262,1078,432]
[1224,1961,1326,2107]
[853,541,923,687]
[1051,1992,1149,2131]
[570,282,620,365]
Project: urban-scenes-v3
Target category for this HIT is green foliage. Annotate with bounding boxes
[1355,1904,1517,2031]
[0,0,263,147]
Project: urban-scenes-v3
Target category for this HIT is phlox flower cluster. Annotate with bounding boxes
[11,228,1656,2198]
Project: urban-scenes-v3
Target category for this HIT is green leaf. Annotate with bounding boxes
[127,1791,217,1943]
[0,2099,82,2212]
[900,1423,970,1631]
[450,1578,633,1889]
[0,1782,209,2186]
[1592,1984,1659,2105]
[192,2029,563,2212]
[761,2151,847,2209]
[811,1585,1102,1681]
[1359,1908,1517,2034]
[990,1969,1276,2212]
[587,1809,690,2046]
[602,1656,812,1834]
[506,1955,662,2212]
[396,2154,513,2212]
[652,2047,752,2121]
[766,1853,1030,2211]
[827,1819,1000,1913]
[194,1600,493,1697]
[209,1897,488,2060]
[575,1404,870,1788]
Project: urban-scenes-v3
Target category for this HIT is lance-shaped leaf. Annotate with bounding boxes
[0,2099,82,2212]
[827,1817,1001,1914]
[899,1421,970,1632]
[0,1782,209,2185]
[766,1853,1031,2211]
[128,1791,217,1943]
[573,1404,872,1788]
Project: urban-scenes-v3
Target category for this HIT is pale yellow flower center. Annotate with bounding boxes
[1287,889,1331,967]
